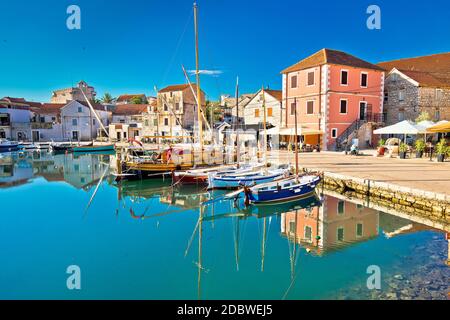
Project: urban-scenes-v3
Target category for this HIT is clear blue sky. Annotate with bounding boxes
[0,0,449,102]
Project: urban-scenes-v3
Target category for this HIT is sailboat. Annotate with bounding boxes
[207,88,290,189]
[121,3,215,179]
[242,97,321,204]
[75,89,115,154]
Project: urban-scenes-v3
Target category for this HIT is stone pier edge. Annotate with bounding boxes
[303,168,450,225]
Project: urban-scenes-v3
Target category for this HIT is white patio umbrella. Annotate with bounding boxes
[415,120,436,143]
[373,120,421,143]
[415,120,436,133]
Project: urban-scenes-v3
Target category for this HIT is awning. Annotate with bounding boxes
[427,120,450,133]
[265,126,323,136]
[373,120,421,135]
[415,120,436,133]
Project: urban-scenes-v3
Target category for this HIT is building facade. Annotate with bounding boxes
[377,52,450,125]
[109,104,149,141]
[51,81,96,104]
[155,84,206,138]
[281,49,385,150]
[30,103,65,142]
[0,97,33,141]
[243,89,282,128]
[60,100,111,141]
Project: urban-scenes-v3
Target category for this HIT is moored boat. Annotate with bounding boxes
[172,163,264,185]
[244,174,321,205]
[50,143,73,153]
[0,139,19,153]
[73,144,115,153]
[208,167,289,189]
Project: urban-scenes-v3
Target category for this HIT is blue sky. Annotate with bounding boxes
[0,0,449,102]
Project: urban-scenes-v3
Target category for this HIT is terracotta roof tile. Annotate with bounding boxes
[377,52,450,88]
[264,89,282,102]
[281,48,384,74]
[32,103,65,114]
[113,104,149,115]
[116,94,147,102]
[159,84,195,93]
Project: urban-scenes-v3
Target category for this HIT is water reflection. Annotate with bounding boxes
[0,152,448,299]
[0,151,110,190]
[281,197,379,255]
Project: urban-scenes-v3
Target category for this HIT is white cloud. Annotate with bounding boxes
[188,69,223,76]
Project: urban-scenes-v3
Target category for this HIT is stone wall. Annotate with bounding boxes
[384,72,450,124]
[384,75,419,125]
[418,87,450,121]
[314,171,450,225]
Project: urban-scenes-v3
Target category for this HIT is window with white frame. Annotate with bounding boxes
[331,128,338,139]
[306,101,314,114]
[290,102,296,115]
[307,71,315,86]
[291,75,298,88]
[304,226,312,242]
[72,119,77,126]
[337,227,345,242]
[360,72,368,87]
[356,223,364,237]
[337,200,345,214]
[340,99,348,114]
[340,70,348,85]
[399,90,405,101]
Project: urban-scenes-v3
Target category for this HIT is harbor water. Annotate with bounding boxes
[0,152,448,299]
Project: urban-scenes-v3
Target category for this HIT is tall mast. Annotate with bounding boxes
[262,86,267,167]
[197,204,203,300]
[194,2,203,162]
[235,77,240,166]
[294,98,299,180]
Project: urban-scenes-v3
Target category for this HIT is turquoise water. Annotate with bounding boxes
[0,152,448,300]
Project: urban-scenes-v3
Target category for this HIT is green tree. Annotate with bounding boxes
[101,93,115,104]
[205,100,222,125]
[415,111,430,123]
[131,96,146,104]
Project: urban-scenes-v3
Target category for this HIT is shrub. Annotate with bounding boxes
[399,143,409,153]
[415,139,425,152]
[436,138,448,155]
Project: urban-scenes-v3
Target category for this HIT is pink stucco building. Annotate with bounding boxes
[281,49,385,150]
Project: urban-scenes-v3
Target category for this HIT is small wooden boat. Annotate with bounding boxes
[73,144,115,153]
[172,163,263,185]
[0,139,19,153]
[241,193,321,218]
[208,168,289,189]
[50,143,73,153]
[18,142,39,151]
[243,174,321,205]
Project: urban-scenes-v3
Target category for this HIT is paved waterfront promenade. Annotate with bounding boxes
[268,150,450,197]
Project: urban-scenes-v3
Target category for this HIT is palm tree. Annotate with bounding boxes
[101,93,115,104]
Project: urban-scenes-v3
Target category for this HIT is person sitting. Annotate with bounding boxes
[350,143,359,155]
